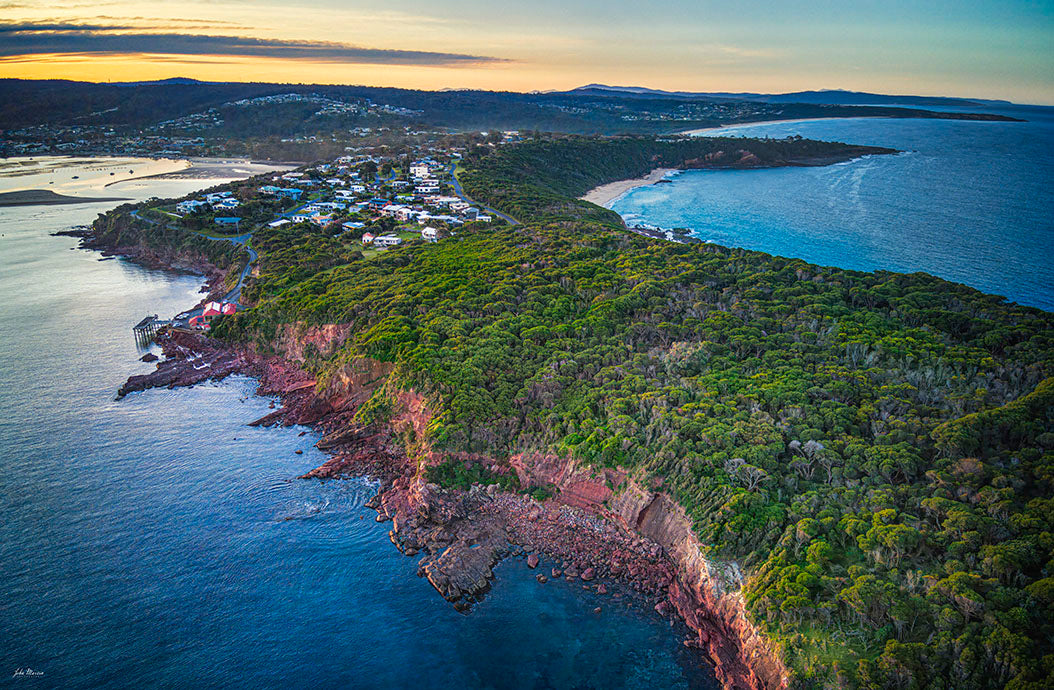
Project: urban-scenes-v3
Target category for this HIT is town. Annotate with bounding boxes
[136,144,515,331]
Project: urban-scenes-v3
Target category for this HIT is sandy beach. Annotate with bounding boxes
[680,116,879,136]
[120,157,298,184]
[579,168,676,207]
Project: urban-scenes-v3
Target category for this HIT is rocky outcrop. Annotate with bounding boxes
[510,452,623,512]
[116,330,248,398]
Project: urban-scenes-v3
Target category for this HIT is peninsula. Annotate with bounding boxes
[81,132,1054,690]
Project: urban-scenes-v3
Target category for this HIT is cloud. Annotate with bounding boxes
[0,23,508,66]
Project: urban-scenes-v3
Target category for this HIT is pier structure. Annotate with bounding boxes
[133,315,169,346]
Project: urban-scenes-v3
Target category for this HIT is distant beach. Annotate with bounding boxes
[115,158,298,184]
[579,168,676,207]
[679,117,843,136]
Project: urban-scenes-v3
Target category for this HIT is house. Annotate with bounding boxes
[291,213,310,223]
[260,186,303,200]
[192,301,237,329]
[268,219,291,228]
[214,217,241,228]
[409,163,430,178]
[212,198,239,210]
[395,207,418,222]
[361,232,376,245]
[310,214,334,227]
[373,235,403,248]
[341,221,365,232]
[368,197,389,210]
[421,227,438,243]
[176,199,208,214]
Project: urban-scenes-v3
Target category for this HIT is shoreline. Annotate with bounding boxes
[115,324,782,689]
[107,157,298,186]
[578,168,677,207]
[86,215,784,689]
[579,142,895,215]
[679,116,848,136]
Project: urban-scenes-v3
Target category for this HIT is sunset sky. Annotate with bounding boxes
[2,0,1052,103]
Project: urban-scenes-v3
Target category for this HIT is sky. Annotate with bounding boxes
[1,0,1052,103]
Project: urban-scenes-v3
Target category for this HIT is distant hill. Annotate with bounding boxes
[568,84,1013,107]
[0,78,1021,140]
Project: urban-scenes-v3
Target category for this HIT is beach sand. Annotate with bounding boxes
[579,168,676,207]
[128,158,298,183]
[679,116,879,136]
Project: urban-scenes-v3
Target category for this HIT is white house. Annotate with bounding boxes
[213,198,240,210]
[373,235,403,248]
[176,199,208,214]
[268,219,291,228]
[421,227,438,243]
[409,163,430,178]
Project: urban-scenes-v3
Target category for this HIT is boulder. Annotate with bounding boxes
[580,567,595,581]
[527,554,540,569]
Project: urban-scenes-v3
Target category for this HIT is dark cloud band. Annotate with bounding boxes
[0,24,508,66]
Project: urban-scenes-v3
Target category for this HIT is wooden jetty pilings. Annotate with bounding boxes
[133,315,169,346]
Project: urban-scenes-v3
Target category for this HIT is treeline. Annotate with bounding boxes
[192,135,1054,688]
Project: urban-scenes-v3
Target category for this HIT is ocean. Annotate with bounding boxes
[0,161,714,688]
[611,104,1054,311]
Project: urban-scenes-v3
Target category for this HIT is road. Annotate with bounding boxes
[131,209,255,308]
[447,164,519,225]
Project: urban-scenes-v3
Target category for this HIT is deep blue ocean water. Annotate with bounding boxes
[0,171,714,688]
[611,104,1054,311]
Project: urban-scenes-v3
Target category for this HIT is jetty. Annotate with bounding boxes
[133,315,169,346]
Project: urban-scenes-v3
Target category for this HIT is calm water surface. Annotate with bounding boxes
[0,164,714,688]
[612,105,1054,310]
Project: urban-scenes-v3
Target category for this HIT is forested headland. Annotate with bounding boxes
[108,134,1053,688]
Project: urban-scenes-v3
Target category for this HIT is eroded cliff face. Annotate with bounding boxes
[510,453,789,689]
[611,486,789,690]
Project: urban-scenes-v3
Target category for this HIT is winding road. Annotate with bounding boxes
[447,164,519,225]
